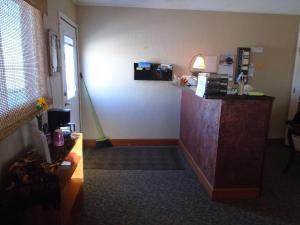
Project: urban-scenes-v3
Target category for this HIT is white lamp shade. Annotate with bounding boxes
[192,55,205,71]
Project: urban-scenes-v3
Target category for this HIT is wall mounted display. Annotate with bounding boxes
[134,62,173,81]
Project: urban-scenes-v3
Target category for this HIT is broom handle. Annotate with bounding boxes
[80,73,106,138]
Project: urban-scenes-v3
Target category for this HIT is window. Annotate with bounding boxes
[0,0,48,138]
[63,35,77,100]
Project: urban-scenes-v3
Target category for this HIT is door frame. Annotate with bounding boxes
[288,23,300,119]
[58,12,82,131]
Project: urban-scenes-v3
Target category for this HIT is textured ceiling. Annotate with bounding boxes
[74,0,300,15]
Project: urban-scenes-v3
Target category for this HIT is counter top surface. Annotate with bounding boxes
[205,95,274,100]
[183,87,274,101]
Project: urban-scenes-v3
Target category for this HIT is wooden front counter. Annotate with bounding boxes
[180,89,274,201]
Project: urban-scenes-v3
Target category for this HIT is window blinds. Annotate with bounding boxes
[24,0,47,14]
[0,0,48,139]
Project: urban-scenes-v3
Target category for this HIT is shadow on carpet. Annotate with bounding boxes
[83,146,184,170]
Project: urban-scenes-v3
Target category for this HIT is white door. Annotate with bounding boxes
[287,23,300,149]
[288,29,300,119]
[59,16,80,132]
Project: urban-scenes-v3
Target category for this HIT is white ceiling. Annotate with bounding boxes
[74,0,300,15]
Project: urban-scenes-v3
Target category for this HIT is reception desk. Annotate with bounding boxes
[180,88,274,201]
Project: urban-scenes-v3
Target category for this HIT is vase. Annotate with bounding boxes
[36,116,43,132]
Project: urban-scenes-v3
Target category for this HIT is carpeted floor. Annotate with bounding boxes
[78,144,300,225]
[84,147,183,170]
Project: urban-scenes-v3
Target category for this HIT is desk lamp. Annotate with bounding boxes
[190,54,205,76]
[187,54,206,86]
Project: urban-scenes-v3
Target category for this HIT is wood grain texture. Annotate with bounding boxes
[215,99,273,188]
[180,139,259,202]
[179,140,213,198]
[180,89,274,201]
[180,89,222,186]
[211,188,259,202]
[268,138,285,145]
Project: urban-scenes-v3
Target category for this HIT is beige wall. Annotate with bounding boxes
[0,0,77,181]
[77,6,299,139]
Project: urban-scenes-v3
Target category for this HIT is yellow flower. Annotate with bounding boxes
[36,97,48,111]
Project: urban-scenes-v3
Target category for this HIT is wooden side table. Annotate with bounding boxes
[22,133,84,225]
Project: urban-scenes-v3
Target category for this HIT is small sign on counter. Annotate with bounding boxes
[195,76,207,97]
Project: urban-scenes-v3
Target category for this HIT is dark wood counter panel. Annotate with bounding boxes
[180,88,274,201]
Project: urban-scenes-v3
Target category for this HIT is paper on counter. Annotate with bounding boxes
[248,91,265,96]
[195,76,207,97]
[218,54,235,80]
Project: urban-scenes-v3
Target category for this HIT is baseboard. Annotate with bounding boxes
[84,138,282,148]
[83,139,96,148]
[211,188,259,202]
[179,139,259,202]
[83,139,179,148]
[268,138,285,145]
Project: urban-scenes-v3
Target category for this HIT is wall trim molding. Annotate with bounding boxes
[84,138,283,149]
[179,139,259,202]
[83,139,96,148]
[83,139,179,148]
[268,138,285,145]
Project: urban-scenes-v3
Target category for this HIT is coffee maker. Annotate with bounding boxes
[48,108,75,137]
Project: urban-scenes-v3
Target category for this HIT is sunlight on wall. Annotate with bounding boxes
[78,6,298,139]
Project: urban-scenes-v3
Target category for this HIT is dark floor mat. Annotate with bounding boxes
[83,147,183,170]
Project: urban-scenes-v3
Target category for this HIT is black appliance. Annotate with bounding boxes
[48,108,74,135]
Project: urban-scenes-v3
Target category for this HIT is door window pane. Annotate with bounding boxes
[63,35,76,100]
